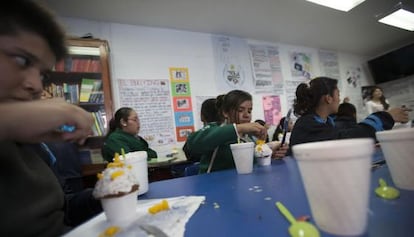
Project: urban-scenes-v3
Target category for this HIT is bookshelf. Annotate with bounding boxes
[43,38,113,160]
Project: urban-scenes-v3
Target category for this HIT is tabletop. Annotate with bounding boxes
[140,156,414,237]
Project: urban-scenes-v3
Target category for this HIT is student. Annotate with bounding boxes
[200,97,223,126]
[102,107,157,162]
[335,102,357,129]
[184,90,283,174]
[289,77,409,150]
[366,86,389,114]
[183,97,223,162]
[0,1,94,236]
[271,116,294,141]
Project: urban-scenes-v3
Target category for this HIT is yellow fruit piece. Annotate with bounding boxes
[148,199,170,214]
[256,140,265,145]
[107,162,124,168]
[99,226,120,237]
[110,170,125,180]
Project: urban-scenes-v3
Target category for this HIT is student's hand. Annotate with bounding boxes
[272,144,288,159]
[387,107,410,123]
[1,99,94,144]
[236,122,267,140]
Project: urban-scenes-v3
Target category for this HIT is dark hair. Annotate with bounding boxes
[201,98,222,124]
[370,86,389,110]
[272,117,286,141]
[254,119,266,126]
[107,107,134,137]
[0,0,67,60]
[337,102,356,119]
[293,77,338,116]
[216,90,252,123]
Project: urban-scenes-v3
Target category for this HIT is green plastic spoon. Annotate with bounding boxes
[275,202,320,237]
[375,178,400,200]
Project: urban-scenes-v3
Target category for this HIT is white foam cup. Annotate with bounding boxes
[292,138,374,236]
[256,156,271,166]
[230,142,254,174]
[124,151,149,195]
[376,127,414,190]
[101,190,138,226]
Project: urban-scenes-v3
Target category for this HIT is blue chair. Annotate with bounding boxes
[184,162,200,176]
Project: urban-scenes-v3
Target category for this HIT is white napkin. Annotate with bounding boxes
[127,196,205,237]
[64,196,205,237]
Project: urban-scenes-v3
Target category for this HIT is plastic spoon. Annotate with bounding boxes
[375,178,400,199]
[275,202,320,237]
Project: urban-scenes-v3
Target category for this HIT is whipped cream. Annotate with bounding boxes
[93,157,139,199]
[254,142,272,158]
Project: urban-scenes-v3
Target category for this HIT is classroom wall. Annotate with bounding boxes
[59,17,413,152]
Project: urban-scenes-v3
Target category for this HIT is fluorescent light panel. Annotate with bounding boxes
[379,8,414,31]
[306,0,366,12]
[68,46,100,56]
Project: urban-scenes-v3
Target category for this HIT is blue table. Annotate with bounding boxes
[141,156,414,237]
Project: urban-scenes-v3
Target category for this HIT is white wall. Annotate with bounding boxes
[60,17,412,151]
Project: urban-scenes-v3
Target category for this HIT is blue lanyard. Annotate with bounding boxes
[40,143,57,165]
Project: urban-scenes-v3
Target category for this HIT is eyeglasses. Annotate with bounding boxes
[128,118,139,123]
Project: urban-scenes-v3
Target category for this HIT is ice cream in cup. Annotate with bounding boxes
[93,153,139,226]
[255,140,272,166]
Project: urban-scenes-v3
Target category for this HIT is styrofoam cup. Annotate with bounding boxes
[292,138,374,236]
[376,127,414,190]
[230,142,254,174]
[124,151,148,195]
[101,190,138,226]
[256,155,271,166]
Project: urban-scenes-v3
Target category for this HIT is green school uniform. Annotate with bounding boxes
[102,129,157,162]
[185,122,241,173]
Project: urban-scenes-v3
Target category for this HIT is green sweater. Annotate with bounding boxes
[185,123,240,173]
[0,141,64,236]
[102,129,158,162]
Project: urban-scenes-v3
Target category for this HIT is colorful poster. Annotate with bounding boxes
[171,82,191,96]
[169,67,195,142]
[289,51,312,80]
[117,79,175,146]
[175,126,195,142]
[169,67,189,82]
[173,96,193,111]
[262,95,282,126]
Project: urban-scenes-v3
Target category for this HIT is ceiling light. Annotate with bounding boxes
[306,0,366,12]
[378,3,414,31]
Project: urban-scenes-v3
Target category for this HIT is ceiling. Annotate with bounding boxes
[41,0,414,58]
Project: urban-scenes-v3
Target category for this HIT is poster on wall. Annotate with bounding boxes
[117,79,175,146]
[318,50,341,88]
[345,66,362,88]
[212,35,254,92]
[262,95,282,126]
[169,67,195,142]
[248,44,284,94]
[289,51,313,80]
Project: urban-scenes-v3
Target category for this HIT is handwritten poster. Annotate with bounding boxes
[249,44,284,94]
[118,79,175,146]
[318,50,341,88]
